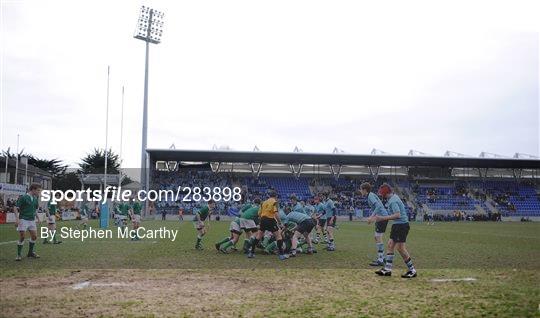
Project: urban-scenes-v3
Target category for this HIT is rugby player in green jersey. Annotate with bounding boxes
[238,198,261,252]
[214,201,250,252]
[43,200,61,244]
[193,200,216,250]
[215,217,242,253]
[130,198,143,240]
[14,183,42,261]
[215,198,261,253]
[77,201,89,229]
[116,202,130,232]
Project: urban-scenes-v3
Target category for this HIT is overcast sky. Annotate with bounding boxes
[1,0,539,170]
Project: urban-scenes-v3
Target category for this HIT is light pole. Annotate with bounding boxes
[100,66,111,229]
[133,6,164,215]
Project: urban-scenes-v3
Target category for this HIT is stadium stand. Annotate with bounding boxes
[151,165,539,220]
[469,180,540,216]
[414,186,478,211]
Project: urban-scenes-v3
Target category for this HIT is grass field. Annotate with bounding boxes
[0,220,539,317]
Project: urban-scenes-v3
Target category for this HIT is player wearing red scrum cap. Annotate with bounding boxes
[368,183,417,278]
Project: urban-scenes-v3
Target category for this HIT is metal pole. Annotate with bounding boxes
[14,134,19,184]
[100,66,111,229]
[145,153,150,218]
[104,66,110,190]
[119,86,124,189]
[140,12,151,211]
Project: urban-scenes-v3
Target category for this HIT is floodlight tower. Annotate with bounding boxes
[133,6,164,208]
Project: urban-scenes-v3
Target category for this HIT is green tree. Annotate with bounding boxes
[79,148,121,174]
[53,171,81,192]
[2,148,67,177]
[27,157,67,177]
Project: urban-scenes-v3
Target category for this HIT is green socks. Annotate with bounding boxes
[216,237,229,246]
[17,243,23,256]
[266,241,276,253]
[28,240,35,255]
[221,240,234,251]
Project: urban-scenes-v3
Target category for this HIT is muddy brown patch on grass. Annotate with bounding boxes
[1,269,538,317]
[0,269,282,317]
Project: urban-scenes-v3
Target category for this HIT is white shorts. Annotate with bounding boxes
[193,221,205,229]
[132,215,141,223]
[48,215,56,224]
[229,221,241,233]
[239,218,257,230]
[81,215,88,221]
[117,215,128,220]
[17,219,37,232]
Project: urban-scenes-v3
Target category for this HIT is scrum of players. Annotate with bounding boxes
[209,182,417,278]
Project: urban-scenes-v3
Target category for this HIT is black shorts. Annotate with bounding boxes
[259,217,279,233]
[326,216,337,227]
[375,220,388,234]
[318,218,327,227]
[390,223,410,243]
[296,219,316,234]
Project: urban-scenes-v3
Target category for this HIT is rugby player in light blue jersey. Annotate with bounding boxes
[371,183,417,279]
[324,194,337,251]
[290,195,305,215]
[284,209,317,256]
[360,182,389,266]
[314,196,327,244]
[304,200,315,216]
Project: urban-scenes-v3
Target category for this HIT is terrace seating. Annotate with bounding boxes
[151,169,539,217]
[469,181,540,216]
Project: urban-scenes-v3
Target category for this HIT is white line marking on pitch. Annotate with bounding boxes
[92,282,130,287]
[72,281,91,290]
[0,240,18,245]
[430,277,477,282]
[71,281,130,290]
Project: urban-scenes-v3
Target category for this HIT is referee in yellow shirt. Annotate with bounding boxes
[247,191,288,260]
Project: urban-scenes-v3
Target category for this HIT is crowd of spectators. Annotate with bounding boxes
[424,210,501,222]
[0,197,17,213]
[146,169,538,221]
[151,169,241,215]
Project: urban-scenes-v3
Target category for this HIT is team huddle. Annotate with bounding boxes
[13,182,416,278]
